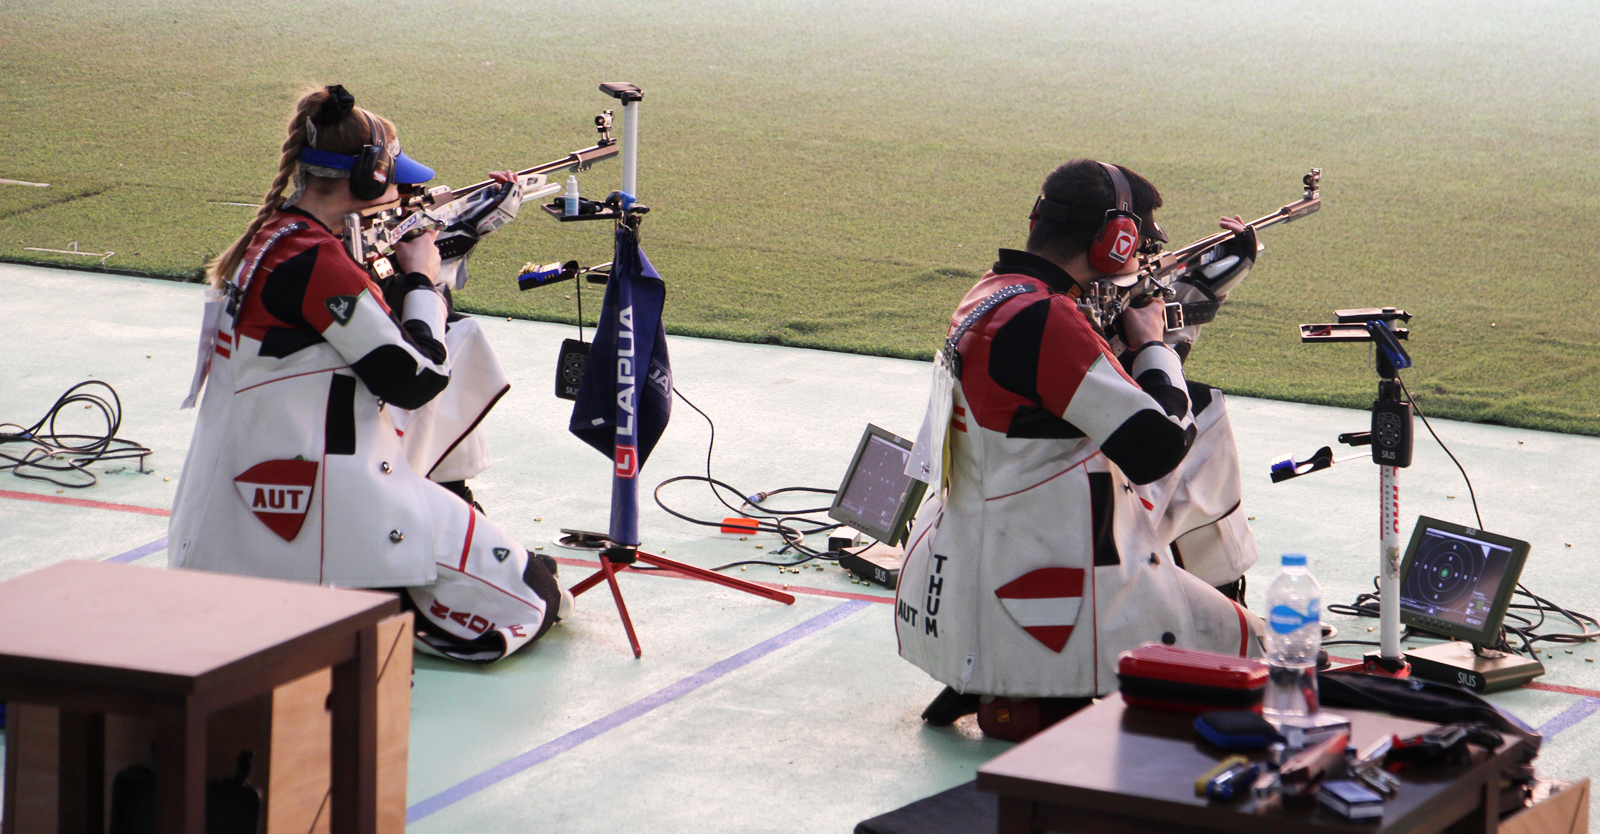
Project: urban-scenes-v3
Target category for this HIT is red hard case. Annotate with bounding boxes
[1116,644,1269,714]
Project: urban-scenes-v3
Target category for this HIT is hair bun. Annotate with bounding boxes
[312,85,356,125]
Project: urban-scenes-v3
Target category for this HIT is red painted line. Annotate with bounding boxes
[1524,682,1600,698]
[547,555,893,604]
[0,489,170,517]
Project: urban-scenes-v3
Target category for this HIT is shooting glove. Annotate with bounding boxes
[435,177,524,290]
[1164,226,1259,361]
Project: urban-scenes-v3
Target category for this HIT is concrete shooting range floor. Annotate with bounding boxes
[2,261,1598,831]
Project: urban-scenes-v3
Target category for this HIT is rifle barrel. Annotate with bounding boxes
[1148,195,1321,277]
[448,142,620,202]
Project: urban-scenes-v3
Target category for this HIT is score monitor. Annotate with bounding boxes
[827,424,927,547]
[1398,516,1530,649]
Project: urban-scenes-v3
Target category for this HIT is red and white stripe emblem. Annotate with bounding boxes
[994,567,1084,653]
[951,404,968,433]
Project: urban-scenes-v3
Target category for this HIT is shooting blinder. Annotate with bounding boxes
[347,110,392,201]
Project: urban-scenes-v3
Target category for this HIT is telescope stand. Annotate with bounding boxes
[1277,308,1416,677]
[547,83,793,659]
[569,544,797,658]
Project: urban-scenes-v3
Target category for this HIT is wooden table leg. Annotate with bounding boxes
[996,796,1036,834]
[57,710,105,834]
[3,711,20,834]
[330,624,379,834]
[1447,777,1500,834]
[154,698,206,834]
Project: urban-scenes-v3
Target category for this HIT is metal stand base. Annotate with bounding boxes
[568,542,796,658]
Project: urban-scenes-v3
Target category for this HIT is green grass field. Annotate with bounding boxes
[3,0,1596,434]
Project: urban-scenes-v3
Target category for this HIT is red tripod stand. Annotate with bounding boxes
[570,544,795,657]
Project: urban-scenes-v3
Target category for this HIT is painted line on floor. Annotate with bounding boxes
[0,489,170,517]
[106,536,167,564]
[550,554,894,605]
[1525,681,1600,697]
[1535,697,1600,739]
[406,598,871,824]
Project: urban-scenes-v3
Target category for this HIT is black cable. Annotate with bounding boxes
[1329,576,1599,658]
[0,381,151,489]
[654,388,845,571]
[1396,374,1483,529]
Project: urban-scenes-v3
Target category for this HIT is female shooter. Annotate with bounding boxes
[168,85,566,663]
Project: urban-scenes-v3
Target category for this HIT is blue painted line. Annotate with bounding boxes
[1536,696,1600,739]
[106,536,167,564]
[406,598,871,824]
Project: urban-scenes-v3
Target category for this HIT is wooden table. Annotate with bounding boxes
[0,560,399,834]
[977,693,1525,834]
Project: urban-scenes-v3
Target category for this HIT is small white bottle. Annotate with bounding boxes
[563,176,581,217]
[1263,552,1323,721]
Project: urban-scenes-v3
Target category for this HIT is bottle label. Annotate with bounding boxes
[1268,598,1320,635]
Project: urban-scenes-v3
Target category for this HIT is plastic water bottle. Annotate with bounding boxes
[1263,552,1322,721]
[563,175,581,217]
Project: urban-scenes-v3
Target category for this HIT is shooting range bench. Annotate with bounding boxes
[0,560,409,834]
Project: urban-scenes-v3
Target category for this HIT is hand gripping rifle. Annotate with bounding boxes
[340,108,622,284]
[1080,168,1322,334]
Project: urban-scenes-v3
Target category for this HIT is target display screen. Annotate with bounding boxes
[828,424,928,547]
[1398,516,1531,646]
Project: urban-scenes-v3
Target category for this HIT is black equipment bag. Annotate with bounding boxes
[1320,671,1541,764]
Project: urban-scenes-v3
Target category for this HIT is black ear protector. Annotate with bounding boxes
[347,111,392,201]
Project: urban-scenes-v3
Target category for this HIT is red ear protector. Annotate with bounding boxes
[1086,162,1140,274]
[1029,162,1148,274]
[347,111,392,201]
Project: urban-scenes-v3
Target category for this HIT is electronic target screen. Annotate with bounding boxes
[1397,516,1531,646]
[827,424,928,547]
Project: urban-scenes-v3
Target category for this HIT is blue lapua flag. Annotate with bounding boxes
[569,224,673,547]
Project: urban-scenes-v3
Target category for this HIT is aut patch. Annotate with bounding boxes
[234,459,319,541]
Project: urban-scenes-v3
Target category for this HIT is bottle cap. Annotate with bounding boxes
[1281,553,1307,567]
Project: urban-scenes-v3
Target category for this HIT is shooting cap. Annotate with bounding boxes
[297,145,435,184]
[391,150,434,185]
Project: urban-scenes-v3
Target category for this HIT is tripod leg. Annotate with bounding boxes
[633,551,796,604]
[600,554,643,658]
[569,563,623,597]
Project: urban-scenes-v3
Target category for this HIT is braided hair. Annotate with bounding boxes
[205,85,397,287]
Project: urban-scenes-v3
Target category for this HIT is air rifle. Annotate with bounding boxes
[341,108,621,283]
[1080,168,1322,333]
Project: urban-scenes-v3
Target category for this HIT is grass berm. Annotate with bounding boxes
[2,0,1595,434]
